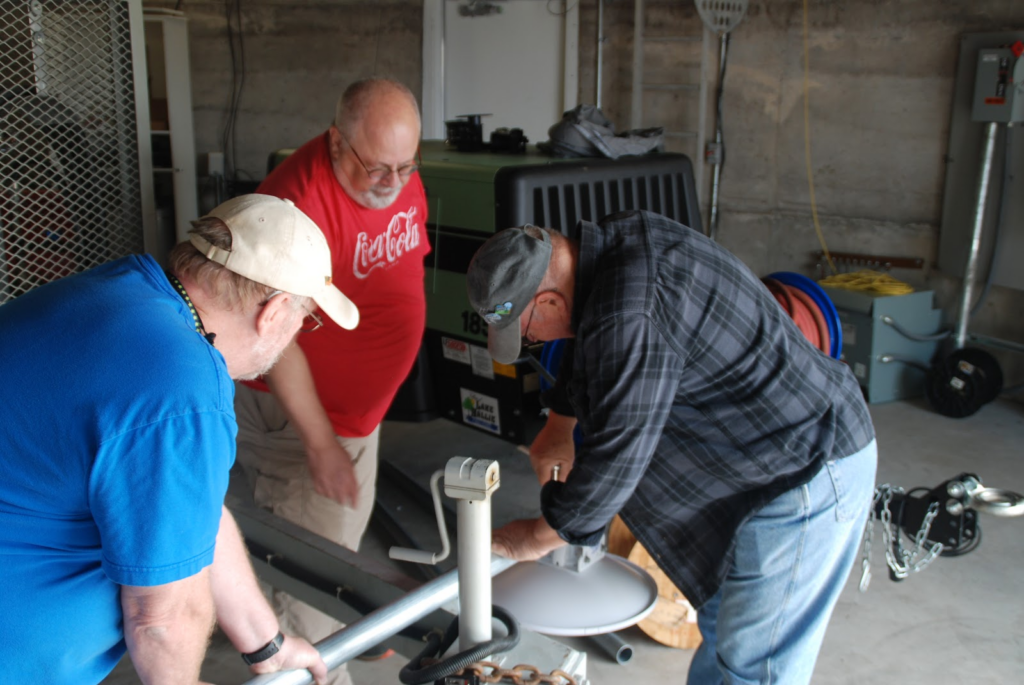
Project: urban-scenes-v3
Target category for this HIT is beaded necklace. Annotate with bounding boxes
[166,272,217,345]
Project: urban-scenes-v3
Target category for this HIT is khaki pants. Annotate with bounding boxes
[234,383,379,685]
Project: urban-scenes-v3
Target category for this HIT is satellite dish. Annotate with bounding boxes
[491,554,658,636]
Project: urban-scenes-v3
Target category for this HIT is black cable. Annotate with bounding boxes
[881,316,951,342]
[221,0,238,181]
[231,0,247,181]
[547,0,580,16]
[716,32,730,168]
[880,355,931,372]
[399,605,520,685]
[221,0,247,183]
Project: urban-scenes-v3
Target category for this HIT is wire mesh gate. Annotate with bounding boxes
[0,0,147,304]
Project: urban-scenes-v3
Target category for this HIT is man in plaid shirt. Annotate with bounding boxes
[467,210,877,685]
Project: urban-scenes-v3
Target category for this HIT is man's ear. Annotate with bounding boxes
[541,290,569,315]
[328,126,344,162]
[255,294,291,337]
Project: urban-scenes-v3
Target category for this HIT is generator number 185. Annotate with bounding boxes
[460,311,489,336]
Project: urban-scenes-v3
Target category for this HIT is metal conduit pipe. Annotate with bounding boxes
[954,121,999,349]
[596,0,604,109]
[243,556,517,685]
[707,33,729,241]
[588,631,634,665]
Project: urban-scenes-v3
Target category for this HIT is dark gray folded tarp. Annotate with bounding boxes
[540,104,664,159]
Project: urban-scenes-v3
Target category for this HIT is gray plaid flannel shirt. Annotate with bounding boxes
[540,210,874,608]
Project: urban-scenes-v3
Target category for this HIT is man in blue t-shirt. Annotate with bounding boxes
[0,195,360,685]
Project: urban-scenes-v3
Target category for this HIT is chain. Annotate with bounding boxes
[858,487,881,591]
[907,501,943,574]
[860,484,944,591]
[459,660,578,685]
[877,484,906,579]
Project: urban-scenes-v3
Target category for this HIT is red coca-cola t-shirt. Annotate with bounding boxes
[246,132,430,437]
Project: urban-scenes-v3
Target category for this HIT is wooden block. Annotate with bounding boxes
[608,515,703,650]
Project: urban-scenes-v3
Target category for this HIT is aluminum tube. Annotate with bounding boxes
[707,33,728,241]
[589,631,634,665]
[954,121,999,349]
[596,0,604,109]
[457,498,493,651]
[244,556,516,685]
[630,0,644,129]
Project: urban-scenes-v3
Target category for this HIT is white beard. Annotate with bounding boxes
[357,184,402,210]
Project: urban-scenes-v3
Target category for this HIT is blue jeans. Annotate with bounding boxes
[687,440,877,685]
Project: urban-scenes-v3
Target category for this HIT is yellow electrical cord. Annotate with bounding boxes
[803,0,837,276]
[819,270,915,295]
[802,7,911,297]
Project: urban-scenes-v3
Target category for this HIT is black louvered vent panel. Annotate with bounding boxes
[623,178,636,214]
[495,153,702,237]
[562,184,578,230]
[532,187,545,227]
[578,183,592,222]
[662,174,676,220]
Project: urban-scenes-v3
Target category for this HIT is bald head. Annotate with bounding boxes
[334,78,421,141]
[328,78,422,209]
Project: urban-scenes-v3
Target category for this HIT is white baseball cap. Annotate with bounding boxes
[192,194,359,330]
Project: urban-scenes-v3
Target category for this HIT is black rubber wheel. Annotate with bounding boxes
[947,347,1003,404]
[926,347,1002,418]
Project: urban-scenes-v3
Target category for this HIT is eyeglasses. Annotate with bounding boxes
[341,131,419,183]
[260,290,323,333]
[300,307,323,333]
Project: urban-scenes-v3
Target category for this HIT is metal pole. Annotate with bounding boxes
[243,556,517,685]
[596,0,604,109]
[588,631,634,665]
[457,498,493,650]
[630,0,644,129]
[708,33,728,241]
[954,121,999,349]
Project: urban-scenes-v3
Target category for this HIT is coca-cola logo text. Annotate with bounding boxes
[353,206,421,279]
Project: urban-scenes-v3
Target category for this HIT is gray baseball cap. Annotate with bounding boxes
[466,226,552,364]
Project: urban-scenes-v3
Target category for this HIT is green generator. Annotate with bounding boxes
[397,140,702,444]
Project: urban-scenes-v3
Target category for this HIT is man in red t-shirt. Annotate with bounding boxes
[234,78,429,684]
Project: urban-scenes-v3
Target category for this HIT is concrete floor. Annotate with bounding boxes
[105,396,1024,684]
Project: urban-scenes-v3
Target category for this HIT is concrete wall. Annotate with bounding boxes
[577,0,1024,396]
[162,0,1023,395]
[150,0,423,181]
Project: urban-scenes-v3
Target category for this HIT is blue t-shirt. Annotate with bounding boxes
[0,255,236,684]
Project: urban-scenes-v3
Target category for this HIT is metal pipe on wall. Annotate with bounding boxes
[707,33,728,241]
[954,121,999,349]
[596,0,604,108]
[243,556,517,685]
[630,0,644,129]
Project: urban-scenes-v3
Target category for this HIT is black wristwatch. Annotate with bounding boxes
[241,632,284,666]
